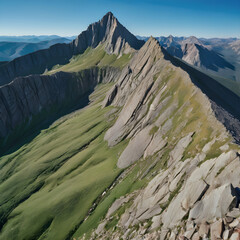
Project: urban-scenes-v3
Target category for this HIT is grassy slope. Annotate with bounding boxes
[0,84,128,240]
[46,45,131,74]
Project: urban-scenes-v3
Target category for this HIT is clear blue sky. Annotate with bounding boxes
[0,0,239,38]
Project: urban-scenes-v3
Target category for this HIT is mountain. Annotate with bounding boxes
[181,42,235,71]
[0,12,144,85]
[138,35,238,81]
[157,35,235,71]
[0,35,76,43]
[1,13,240,240]
[0,38,72,61]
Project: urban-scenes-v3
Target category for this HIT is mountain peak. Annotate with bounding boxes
[73,12,144,55]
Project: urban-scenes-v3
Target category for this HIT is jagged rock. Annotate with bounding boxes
[95,221,107,235]
[184,227,195,239]
[106,195,131,218]
[230,232,240,240]
[192,232,200,240]
[144,130,167,158]
[223,229,230,240]
[117,125,153,168]
[189,184,237,222]
[210,219,223,240]
[168,132,194,165]
[151,215,161,230]
[199,222,210,237]
[230,219,240,228]
[227,209,240,219]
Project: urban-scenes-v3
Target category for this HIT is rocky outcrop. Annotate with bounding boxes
[0,67,120,144]
[0,12,144,85]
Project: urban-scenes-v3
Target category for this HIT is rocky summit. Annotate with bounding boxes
[0,12,240,240]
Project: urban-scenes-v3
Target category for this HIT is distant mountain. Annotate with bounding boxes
[0,35,76,43]
[137,35,238,80]
[0,38,72,61]
[0,12,144,85]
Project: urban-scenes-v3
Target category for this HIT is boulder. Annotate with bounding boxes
[189,184,237,222]
[117,126,153,168]
[210,220,223,240]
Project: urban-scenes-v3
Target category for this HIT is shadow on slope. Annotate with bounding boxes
[0,91,91,158]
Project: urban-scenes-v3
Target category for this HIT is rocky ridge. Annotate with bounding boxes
[80,37,240,240]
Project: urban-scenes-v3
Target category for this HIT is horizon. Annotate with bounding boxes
[0,0,239,38]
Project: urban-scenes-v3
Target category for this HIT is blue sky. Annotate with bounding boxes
[0,0,239,38]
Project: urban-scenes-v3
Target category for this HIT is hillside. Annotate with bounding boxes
[1,13,240,240]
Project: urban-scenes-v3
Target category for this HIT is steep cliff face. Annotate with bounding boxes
[0,67,120,149]
[0,12,143,85]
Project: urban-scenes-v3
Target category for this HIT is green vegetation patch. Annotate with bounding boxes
[0,84,127,240]
[46,45,132,75]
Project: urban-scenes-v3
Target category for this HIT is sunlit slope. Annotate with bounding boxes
[46,45,132,75]
[0,84,127,240]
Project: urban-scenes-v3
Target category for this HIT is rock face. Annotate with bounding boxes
[0,12,144,85]
[158,35,234,72]
[0,67,120,142]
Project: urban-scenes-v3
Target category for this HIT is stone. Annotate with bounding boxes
[106,195,131,218]
[117,126,153,168]
[95,221,107,235]
[199,222,210,237]
[230,219,240,228]
[189,184,237,222]
[192,232,200,240]
[168,132,194,165]
[210,220,223,240]
[223,229,230,240]
[184,228,195,239]
[151,215,161,230]
[227,208,240,219]
[230,232,240,240]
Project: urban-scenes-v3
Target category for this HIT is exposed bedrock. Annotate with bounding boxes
[0,67,120,149]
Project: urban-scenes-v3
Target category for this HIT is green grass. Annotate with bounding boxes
[46,45,131,75]
[0,84,127,240]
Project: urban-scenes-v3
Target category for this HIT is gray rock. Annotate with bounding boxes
[117,126,153,168]
[199,222,210,237]
[210,220,223,240]
[230,232,240,240]
[189,184,237,222]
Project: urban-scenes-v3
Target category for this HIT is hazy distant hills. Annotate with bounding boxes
[0,37,75,61]
[137,35,240,81]
[0,35,76,43]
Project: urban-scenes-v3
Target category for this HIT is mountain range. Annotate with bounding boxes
[0,38,72,61]
[138,35,240,82]
[0,12,240,240]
